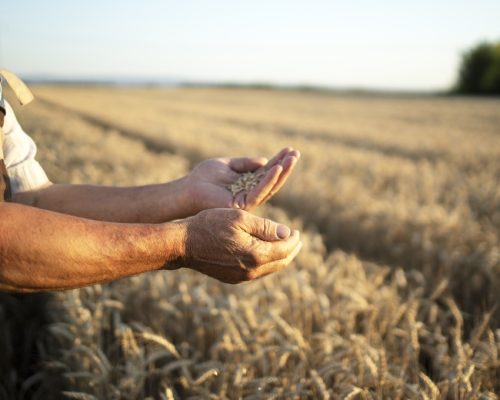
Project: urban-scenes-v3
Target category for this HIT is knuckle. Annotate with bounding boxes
[228,208,245,222]
[199,208,216,223]
[242,268,259,281]
[263,219,274,237]
[247,248,264,267]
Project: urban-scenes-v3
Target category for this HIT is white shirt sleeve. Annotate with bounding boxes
[2,100,50,193]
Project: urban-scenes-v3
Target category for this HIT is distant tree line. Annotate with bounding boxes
[454,41,500,95]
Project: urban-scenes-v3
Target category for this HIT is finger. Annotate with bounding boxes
[262,154,299,204]
[189,260,248,284]
[233,191,246,209]
[245,227,301,264]
[260,147,296,171]
[190,240,302,284]
[245,164,282,209]
[257,229,300,262]
[243,214,293,241]
[246,241,303,280]
[229,157,268,173]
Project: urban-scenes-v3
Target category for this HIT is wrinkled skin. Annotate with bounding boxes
[169,208,302,284]
[186,147,300,212]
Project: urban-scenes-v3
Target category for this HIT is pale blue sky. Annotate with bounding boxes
[1,1,499,90]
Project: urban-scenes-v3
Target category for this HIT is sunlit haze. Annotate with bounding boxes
[1,0,499,91]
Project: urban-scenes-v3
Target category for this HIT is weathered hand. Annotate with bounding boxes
[170,208,302,283]
[186,147,300,213]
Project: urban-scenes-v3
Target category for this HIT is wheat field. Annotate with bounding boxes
[0,86,499,399]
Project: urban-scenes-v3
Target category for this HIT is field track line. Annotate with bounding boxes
[37,97,207,165]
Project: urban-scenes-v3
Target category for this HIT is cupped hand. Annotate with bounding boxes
[172,208,302,283]
[186,147,300,213]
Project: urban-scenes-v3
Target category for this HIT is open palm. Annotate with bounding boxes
[186,147,300,212]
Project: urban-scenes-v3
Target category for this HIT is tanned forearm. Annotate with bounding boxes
[0,202,186,292]
[12,178,193,223]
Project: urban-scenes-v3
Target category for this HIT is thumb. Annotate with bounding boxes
[245,215,291,241]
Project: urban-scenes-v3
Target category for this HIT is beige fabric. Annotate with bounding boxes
[0,69,34,106]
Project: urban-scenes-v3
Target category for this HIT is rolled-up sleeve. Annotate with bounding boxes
[2,100,49,193]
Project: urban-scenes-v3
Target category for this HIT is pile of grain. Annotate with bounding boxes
[228,170,267,196]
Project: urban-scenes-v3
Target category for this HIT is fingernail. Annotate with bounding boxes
[277,225,291,239]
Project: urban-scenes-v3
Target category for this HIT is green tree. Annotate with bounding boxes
[455,41,500,95]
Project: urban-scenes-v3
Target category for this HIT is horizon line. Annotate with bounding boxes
[21,75,447,95]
